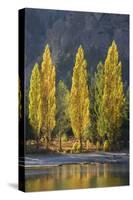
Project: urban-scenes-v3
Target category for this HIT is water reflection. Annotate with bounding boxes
[25,163,129,192]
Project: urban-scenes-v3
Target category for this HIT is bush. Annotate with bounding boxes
[96,141,100,151]
[103,140,110,152]
[71,141,81,153]
[86,140,94,150]
[86,140,90,150]
[61,133,68,142]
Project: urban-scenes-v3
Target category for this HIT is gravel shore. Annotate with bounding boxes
[19,152,129,168]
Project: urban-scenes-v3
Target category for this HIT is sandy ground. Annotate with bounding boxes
[19,152,129,168]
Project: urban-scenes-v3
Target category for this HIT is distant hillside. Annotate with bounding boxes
[25,8,129,88]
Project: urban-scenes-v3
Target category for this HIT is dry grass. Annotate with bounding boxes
[25,138,99,153]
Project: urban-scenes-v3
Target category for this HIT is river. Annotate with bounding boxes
[25,162,129,192]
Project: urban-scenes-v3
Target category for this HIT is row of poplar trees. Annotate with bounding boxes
[28,41,126,152]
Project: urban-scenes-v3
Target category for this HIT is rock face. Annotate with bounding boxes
[25,8,129,86]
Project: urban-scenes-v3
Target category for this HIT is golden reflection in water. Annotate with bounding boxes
[25,163,129,192]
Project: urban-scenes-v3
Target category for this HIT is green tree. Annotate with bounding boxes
[123,87,129,121]
[40,44,56,149]
[70,45,90,152]
[84,74,97,145]
[94,61,105,142]
[120,86,129,148]
[56,80,70,151]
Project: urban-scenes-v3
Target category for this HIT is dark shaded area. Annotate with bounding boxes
[19,9,25,192]
[25,8,129,89]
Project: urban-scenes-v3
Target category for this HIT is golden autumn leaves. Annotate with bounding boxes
[29,45,56,148]
[28,41,125,151]
[95,41,125,148]
[102,41,125,144]
[70,46,90,151]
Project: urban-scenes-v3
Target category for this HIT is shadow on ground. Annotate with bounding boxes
[8,183,18,190]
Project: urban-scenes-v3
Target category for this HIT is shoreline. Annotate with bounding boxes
[20,152,129,169]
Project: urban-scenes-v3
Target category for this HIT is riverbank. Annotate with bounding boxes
[20,152,129,168]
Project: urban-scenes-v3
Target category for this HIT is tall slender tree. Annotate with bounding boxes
[70,45,90,152]
[29,63,42,143]
[94,61,105,142]
[56,80,70,151]
[102,41,125,147]
[40,44,56,149]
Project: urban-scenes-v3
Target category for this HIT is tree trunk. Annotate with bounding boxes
[36,137,39,150]
[45,135,49,150]
[79,136,82,152]
[59,133,62,152]
[86,140,89,151]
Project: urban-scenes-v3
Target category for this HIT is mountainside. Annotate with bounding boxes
[25,8,129,87]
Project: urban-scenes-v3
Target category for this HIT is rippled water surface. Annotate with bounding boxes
[25,163,129,192]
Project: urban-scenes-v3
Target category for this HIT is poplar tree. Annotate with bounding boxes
[56,80,70,151]
[70,45,90,152]
[29,63,42,141]
[102,41,125,147]
[94,62,105,141]
[40,44,56,149]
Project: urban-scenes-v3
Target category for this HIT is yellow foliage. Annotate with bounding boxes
[102,41,125,143]
[72,142,81,153]
[70,45,90,141]
[29,63,42,135]
[40,44,56,140]
[103,140,110,152]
